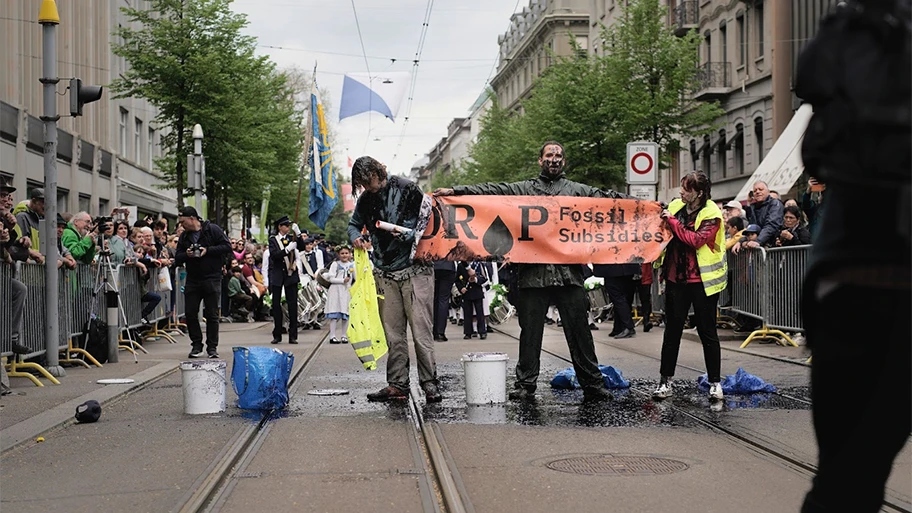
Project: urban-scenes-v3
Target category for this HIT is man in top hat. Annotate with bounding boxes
[268,215,301,344]
[174,206,232,359]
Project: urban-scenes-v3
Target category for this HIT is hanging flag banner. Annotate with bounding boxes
[414,196,671,264]
[309,80,338,229]
[339,72,410,122]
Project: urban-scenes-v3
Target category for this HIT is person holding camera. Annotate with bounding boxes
[268,216,301,344]
[61,212,98,265]
[174,206,232,359]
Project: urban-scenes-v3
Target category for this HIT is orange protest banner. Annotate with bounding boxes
[415,196,671,264]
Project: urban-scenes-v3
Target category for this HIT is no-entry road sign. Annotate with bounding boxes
[626,142,658,185]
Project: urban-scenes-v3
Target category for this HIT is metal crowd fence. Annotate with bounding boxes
[1,262,191,385]
[726,245,811,348]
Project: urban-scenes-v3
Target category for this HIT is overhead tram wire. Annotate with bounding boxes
[350,0,373,153]
[393,0,434,162]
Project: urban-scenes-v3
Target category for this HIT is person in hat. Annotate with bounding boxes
[12,187,45,253]
[267,215,301,344]
[174,206,232,359]
[0,178,32,385]
[742,223,762,244]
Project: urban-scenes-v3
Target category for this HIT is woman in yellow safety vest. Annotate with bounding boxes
[652,172,727,403]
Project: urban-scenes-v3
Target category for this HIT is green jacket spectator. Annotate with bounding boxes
[227,275,243,298]
[61,214,96,264]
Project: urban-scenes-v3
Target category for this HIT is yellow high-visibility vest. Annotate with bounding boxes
[654,199,727,296]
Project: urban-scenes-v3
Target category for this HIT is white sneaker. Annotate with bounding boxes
[709,382,724,401]
[653,381,673,399]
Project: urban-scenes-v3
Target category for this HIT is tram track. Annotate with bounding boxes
[491,326,909,513]
[174,331,471,513]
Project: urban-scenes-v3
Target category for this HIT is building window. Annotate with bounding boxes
[575,35,588,59]
[148,128,155,168]
[716,129,727,178]
[134,118,143,163]
[704,31,712,63]
[99,199,109,217]
[733,123,745,175]
[720,21,728,65]
[119,108,128,156]
[701,135,711,178]
[755,1,764,57]
[78,194,91,214]
[754,116,764,161]
[737,12,746,65]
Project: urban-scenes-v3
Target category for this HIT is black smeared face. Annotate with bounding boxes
[539,144,565,177]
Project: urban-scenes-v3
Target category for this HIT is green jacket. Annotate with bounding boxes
[227,276,243,297]
[61,223,96,264]
[453,174,627,289]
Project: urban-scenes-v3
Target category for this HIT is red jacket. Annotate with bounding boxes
[640,262,654,285]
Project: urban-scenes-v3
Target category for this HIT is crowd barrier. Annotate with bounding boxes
[727,245,810,347]
[1,262,188,386]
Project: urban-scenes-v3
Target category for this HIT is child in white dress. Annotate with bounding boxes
[322,245,355,344]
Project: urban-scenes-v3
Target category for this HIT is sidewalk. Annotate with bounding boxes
[0,321,314,453]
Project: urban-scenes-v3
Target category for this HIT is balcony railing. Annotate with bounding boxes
[672,1,698,36]
[694,62,731,100]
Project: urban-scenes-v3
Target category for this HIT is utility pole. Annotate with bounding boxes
[39,0,63,378]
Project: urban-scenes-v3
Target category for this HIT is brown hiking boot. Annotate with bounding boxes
[367,385,408,402]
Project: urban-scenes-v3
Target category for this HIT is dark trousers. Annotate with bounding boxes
[231,293,253,314]
[637,283,652,325]
[660,282,721,382]
[604,276,636,332]
[141,291,162,320]
[462,296,486,336]
[515,286,603,391]
[271,281,298,340]
[433,270,456,336]
[184,280,221,353]
[801,282,911,513]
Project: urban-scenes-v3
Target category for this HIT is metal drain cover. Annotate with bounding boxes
[546,455,688,476]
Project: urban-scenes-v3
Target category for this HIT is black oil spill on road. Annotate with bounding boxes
[232,363,810,427]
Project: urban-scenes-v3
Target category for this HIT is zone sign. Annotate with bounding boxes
[626,142,658,185]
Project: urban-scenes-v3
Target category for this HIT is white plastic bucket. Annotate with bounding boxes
[180,360,227,414]
[461,352,509,405]
[466,404,507,424]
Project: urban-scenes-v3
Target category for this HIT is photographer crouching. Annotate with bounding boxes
[174,206,232,359]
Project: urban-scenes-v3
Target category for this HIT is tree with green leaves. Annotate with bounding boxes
[465,0,723,190]
[111,0,303,227]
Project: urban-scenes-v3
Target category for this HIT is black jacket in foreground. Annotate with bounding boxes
[175,221,232,283]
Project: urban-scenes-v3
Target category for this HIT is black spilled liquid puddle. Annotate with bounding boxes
[227,363,811,427]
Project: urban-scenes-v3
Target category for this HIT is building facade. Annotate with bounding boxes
[1,1,177,221]
[491,0,591,113]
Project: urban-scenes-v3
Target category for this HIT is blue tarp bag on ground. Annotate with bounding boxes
[697,367,777,394]
[550,365,630,390]
[231,347,295,410]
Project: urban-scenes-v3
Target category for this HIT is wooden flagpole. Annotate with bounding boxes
[294,62,318,224]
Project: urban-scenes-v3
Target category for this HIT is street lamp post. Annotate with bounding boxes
[192,124,205,215]
[39,0,64,377]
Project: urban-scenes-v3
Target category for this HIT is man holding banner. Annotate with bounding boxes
[348,156,439,403]
[434,141,622,402]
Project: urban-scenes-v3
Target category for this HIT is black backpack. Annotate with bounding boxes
[796,0,911,186]
[82,318,109,365]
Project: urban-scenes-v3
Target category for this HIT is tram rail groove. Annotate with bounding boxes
[176,332,329,513]
[490,324,911,513]
[408,384,473,513]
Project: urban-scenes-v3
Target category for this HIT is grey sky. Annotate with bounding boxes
[230,0,521,176]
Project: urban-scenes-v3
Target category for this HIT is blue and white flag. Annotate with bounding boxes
[338,72,410,122]
[309,83,338,229]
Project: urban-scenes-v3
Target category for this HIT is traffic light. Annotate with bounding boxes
[69,78,103,116]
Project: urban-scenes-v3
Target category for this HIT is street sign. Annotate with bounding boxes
[626,141,659,184]
[628,184,657,201]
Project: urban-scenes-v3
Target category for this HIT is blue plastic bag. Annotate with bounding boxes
[550,365,630,390]
[231,347,295,410]
[697,367,777,394]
